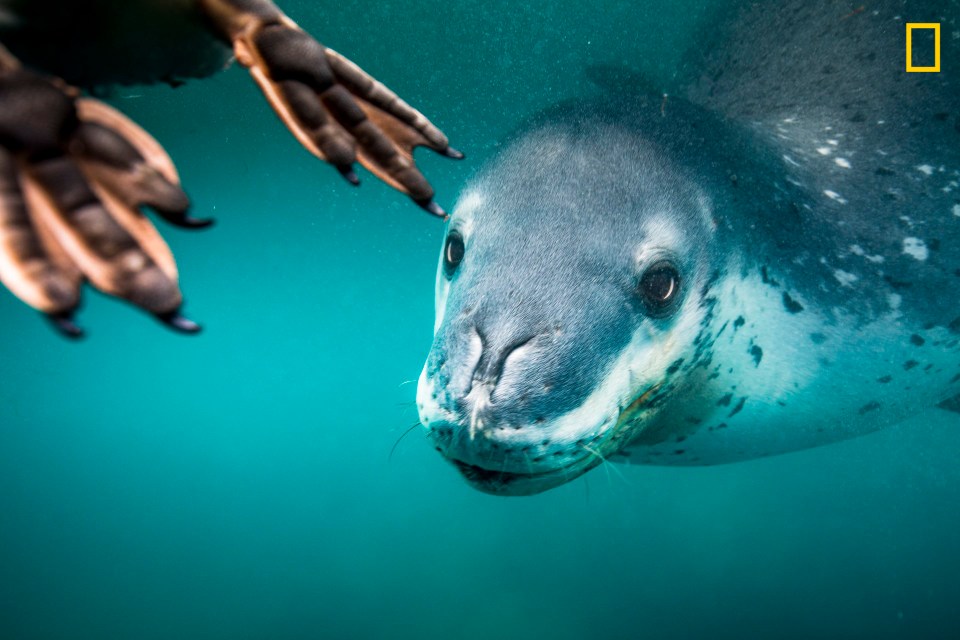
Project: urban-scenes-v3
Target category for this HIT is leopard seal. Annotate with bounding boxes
[417,0,960,495]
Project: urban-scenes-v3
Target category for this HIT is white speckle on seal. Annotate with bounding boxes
[816,147,832,156]
[823,190,847,204]
[887,293,902,310]
[782,154,800,167]
[902,237,928,261]
[848,245,883,263]
[952,204,960,217]
[916,164,934,176]
[833,270,858,287]
[834,158,851,169]
[827,139,839,146]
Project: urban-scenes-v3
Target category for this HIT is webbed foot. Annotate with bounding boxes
[0,47,203,336]
[199,0,463,217]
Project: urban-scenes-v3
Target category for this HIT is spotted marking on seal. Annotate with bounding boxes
[782,292,804,314]
[728,396,748,418]
[948,317,960,334]
[858,401,881,415]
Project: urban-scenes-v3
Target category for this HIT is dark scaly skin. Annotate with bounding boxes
[0,0,462,336]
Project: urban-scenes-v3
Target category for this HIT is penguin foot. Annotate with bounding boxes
[0,47,202,336]
[199,0,462,214]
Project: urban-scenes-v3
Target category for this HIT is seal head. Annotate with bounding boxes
[418,110,720,495]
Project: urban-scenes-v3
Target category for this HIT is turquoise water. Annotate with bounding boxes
[2,1,960,637]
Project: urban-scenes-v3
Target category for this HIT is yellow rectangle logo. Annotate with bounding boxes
[906,23,940,72]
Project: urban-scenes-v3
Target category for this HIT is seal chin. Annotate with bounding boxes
[448,456,602,496]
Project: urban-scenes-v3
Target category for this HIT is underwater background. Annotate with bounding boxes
[1,0,959,637]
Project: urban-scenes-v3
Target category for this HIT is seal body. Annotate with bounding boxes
[0,0,230,86]
[417,0,960,495]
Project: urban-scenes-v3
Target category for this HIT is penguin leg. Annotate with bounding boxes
[198,0,463,217]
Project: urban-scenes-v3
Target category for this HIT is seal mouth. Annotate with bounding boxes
[448,456,599,496]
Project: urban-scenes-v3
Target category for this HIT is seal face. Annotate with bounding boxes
[418,0,960,495]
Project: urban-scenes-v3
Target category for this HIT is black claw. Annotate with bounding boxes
[179,215,215,229]
[154,209,215,229]
[415,198,447,218]
[443,146,465,160]
[155,309,202,334]
[46,311,84,339]
[338,166,360,186]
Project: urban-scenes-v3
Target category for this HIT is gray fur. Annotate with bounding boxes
[686,0,960,326]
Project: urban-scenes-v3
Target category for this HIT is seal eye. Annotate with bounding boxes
[443,231,465,276]
[639,261,681,313]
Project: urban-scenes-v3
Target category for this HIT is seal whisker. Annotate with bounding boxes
[581,444,630,488]
[520,450,535,476]
[388,421,423,463]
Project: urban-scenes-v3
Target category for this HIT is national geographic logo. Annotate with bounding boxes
[906,23,940,72]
